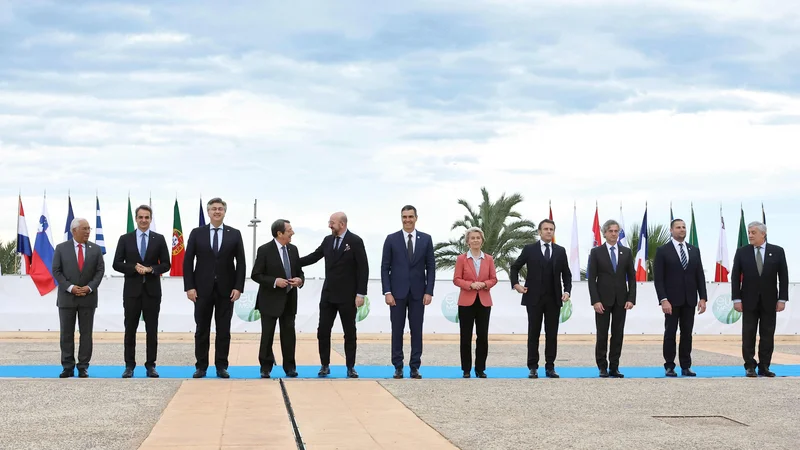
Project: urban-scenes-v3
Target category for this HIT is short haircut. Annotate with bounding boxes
[70,217,88,231]
[538,219,555,230]
[670,218,685,229]
[464,227,485,243]
[747,221,767,234]
[401,205,417,216]
[207,197,227,210]
[271,219,290,238]
[135,205,152,217]
[601,219,620,233]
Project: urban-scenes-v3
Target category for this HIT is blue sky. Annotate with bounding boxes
[1,0,799,281]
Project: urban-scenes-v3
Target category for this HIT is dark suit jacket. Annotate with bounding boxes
[509,241,572,306]
[251,240,305,317]
[731,243,789,312]
[380,230,436,300]
[298,230,368,303]
[112,230,171,298]
[51,240,105,308]
[653,241,707,307]
[587,243,636,307]
[183,224,246,298]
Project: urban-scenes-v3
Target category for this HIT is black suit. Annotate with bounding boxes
[653,241,707,370]
[509,241,572,371]
[299,230,369,368]
[731,243,789,371]
[251,240,305,373]
[183,224,246,371]
[587,243,636,371]
[112,230,171,370]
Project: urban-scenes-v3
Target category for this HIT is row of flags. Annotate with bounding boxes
[549,201,766,282]
[15,194,210,296]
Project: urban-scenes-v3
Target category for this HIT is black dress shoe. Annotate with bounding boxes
[463,371,471,378]
[410,368,422,379]
[393,368,403,379]
[78,369,89,378]
[146,368,159,378]
[59,369,74,378]
[193,369,206,378]
[758,369,776,377]
[216,369,230,379]
[260,370,271,379]
[475,370,487,379]
[745,368,757,378]
[318,365,330,377]
[285,370,298,378]
[122,368,134,378]
[599,368,609,378]
[665,368,677,377]
[545,370,559,379]
[609,369,624,378]
[347,368,359,378]
[681,368,696,377]
[529,369,539,379]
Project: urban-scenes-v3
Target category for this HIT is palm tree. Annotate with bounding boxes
[434,187,538,278]
[0,239,18,275]
[625,222,671,281]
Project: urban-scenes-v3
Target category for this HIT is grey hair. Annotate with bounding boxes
[207,197,227,211]
[601,219,620,234]
[70,217,88,231]
[747,221,767,234]
[464,227,485,243]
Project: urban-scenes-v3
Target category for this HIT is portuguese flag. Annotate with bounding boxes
[170,199,185,276]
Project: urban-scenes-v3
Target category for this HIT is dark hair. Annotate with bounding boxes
[135,205,152,217]
[538,219,555,230]
[670,219,685,229]
[271,219,290,237]
[401,205,417,216]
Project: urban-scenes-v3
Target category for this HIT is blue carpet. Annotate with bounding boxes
[2,365,800,379]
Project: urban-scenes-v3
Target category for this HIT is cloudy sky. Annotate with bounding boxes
[1,0,799,282]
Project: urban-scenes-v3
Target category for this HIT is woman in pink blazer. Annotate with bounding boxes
[453,227,498,378]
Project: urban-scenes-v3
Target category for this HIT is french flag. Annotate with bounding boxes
[29,195,57,296]
[16,195,33,274]
[633,205,648,282]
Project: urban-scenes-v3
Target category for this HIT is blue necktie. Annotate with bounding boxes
[282,246,292,292]
[139,233,147,261]
[212,228,220,256]
[544,243,551,260]
[679,243,688,270]
[610,246,617,272]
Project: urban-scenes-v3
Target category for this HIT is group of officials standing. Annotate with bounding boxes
[52,199,788,380]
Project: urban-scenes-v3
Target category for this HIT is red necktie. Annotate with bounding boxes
[77,244,84,271]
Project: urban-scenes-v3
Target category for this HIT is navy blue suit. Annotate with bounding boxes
[381,230,436,370]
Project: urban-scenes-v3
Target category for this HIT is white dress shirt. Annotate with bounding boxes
[68,240,92,294]
[209,223,224,249]
[672,239,689,263]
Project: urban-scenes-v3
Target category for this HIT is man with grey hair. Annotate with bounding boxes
[52,217,105,378]
[731,221,788,377]
[587,218,636,378]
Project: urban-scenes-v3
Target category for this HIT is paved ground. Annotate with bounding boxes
[1,335,798,450]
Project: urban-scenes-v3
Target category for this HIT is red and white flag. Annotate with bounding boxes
[715,208,730,282]
[633,205,648,281]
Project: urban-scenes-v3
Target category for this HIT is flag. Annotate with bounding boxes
[633,205,648,281]
[688,203,699,247]
[149,194,157,233]
[29,195,57,295]
[586,203,601,279]
[618,203,629,249]
[737,206,747,248]
[170,199,185,276]
[17,195,33,274]
[127,195,135,233]
[199,198,206,227]
[762,202,767,242]
[95,196,106,255]
[715,208,730,282]
[670,202,674,223]
[64,195,75,241]
[569,203,581,282]
[549,200,555,244]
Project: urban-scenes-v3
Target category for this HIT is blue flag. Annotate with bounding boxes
[64,196,75,241]
[199,198,206,227]
[95,196,107,254]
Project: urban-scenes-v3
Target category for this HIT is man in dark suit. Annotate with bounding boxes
[510,219,571,379]
[381,205,436,379]
[112,205,171,378]
[731,221,789,377]
[52,218,105,378]
[587,219,636,378]
[183,197,246,379]
[653,219,707,377]
[299,212,368,378]
[251,219,305,378]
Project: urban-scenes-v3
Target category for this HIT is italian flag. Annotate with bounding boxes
[126,194,135,233]
[736,206,747,248]
[170,199,185,276]
[715,208,729,282]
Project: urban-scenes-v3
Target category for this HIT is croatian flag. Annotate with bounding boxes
[633,206,648,282]
[17,195,33,274]
[95,196,107,254]
[64,195,75,241]
[29,195,57,295]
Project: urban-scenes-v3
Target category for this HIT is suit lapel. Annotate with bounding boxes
[411,233,423,265]
[143,232,158,261]
[464,254,478,278]
[334,232,348,261]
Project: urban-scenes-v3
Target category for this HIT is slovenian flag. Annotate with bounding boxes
[16,195,33,274]
[29,195,57,295]
[95,196,107,254]
[633,205,648,281]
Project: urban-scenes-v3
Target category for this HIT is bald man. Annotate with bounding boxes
[299,212,369,378]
